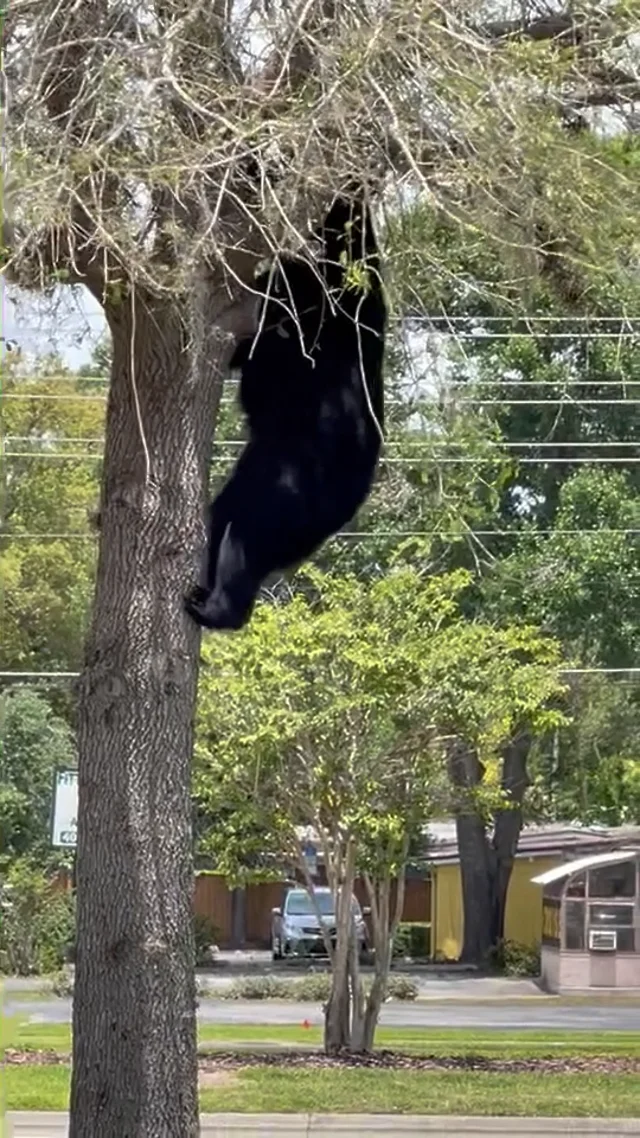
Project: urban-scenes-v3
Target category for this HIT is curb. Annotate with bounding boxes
[6,1114,640,1137]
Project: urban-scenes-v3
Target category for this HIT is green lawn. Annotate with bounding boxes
[4,1016,640,1058]
[4,1064,640,1117]
[5,1016,640,1117]
[3,1019,71,1053]
[197,1023,640,1057]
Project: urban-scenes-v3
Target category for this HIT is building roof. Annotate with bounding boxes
[425,821,640,867]
[531,848,640,886]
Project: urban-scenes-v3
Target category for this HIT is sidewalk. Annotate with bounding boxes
[6,970,640,1001]
[6,1114,640,1137]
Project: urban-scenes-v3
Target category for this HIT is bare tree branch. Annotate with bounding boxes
[3,0,638,306]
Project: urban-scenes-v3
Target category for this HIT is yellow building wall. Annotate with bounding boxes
[433,855,559,960]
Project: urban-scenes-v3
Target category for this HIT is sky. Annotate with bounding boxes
[2,282,107,368]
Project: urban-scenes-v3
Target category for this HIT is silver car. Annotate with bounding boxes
[271,887,369,960]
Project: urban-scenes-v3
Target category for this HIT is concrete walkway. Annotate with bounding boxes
[6,1115,640,1137]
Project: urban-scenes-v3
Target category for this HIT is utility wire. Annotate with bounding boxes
[5,438,640,449]
[3,668,640,681]
[4,454,640,465]
[2,529,639,542]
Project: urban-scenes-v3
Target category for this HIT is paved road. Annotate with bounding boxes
[5,996,640,1031]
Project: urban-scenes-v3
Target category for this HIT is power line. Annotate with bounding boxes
[2,394,108,402]
[3,668,640,680]
[560,669,640,675]
[4,378,640,391]
[4,453,640,465]
[2,528,639,541]
[446,381,640,388]
[410,333,640,340]
[453,399,640,406]
[5,373,640,389]
[0,671,80,679]
[5,437,640,451]
[5,394,640,408]
[7,317,640,334]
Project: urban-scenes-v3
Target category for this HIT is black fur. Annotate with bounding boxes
[184,191,386,631]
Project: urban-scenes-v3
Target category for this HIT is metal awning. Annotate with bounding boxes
[532,848,639,886]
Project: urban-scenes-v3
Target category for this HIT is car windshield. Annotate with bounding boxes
[284,891,360,918]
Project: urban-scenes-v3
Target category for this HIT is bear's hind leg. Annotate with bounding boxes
[184,522,259,631]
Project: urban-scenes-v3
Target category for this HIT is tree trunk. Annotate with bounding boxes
[69,291,226,1137]
[324,845,356,1055]
[448,740,493,964]
[450,735,531,965]
[489,733,531,947]
[361,873,391,1052]
[347,929,366,1052]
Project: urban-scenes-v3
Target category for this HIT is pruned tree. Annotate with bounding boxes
[2,0,638,1131]
[195,565,455,1053]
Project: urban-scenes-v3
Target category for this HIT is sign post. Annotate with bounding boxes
[51,769,78,849]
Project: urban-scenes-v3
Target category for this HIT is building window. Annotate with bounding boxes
[615,928,636,952]
[564,900,585,951]
[589,903,633,927]
[588,861,636,900]
[542,898,560,946]
[565,872,586,899]
[588,902,636,953]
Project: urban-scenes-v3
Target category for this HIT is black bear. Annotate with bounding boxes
[184,189,386,631]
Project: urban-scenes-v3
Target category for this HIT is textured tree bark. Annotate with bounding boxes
[450,734,531,964]
[448,740,494,964]
[69,290,226,1137]
[324,845,356,1055]
[456,816,493,963]
[489,733,531,947]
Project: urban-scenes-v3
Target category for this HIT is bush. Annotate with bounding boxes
[0,861,75,975]
[392,925,411,959]
[490,938,540,977]
[225,975,289,1000]
[224,974,334,1002]
[51,966,74,998]
[289,974,332,1002]
[386,975,419,1001]
[194,914,219,966]
[224,972,418,1002]
[393,922,431,960]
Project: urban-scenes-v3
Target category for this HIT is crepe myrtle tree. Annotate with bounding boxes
[194,566,455,1053]
[2,0,636,1129]
[194,565,566,1050]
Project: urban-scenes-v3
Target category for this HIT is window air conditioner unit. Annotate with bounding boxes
[589,929,617,952]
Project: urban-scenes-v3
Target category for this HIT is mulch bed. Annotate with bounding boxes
[5,1048,640,1075]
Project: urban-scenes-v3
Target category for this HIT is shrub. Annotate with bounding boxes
[392,925,411,959]
[393,922,431,960]
[194,914,219,965]
[289,974,332,1002]
[224,972,418,1002]
[490,938,540,977]
[0,860,75,975]
[386,975,419,1001]
[51,966,74,998]
[225,975,288,1000]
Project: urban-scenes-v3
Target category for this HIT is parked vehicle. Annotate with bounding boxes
[271,887,369,961]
